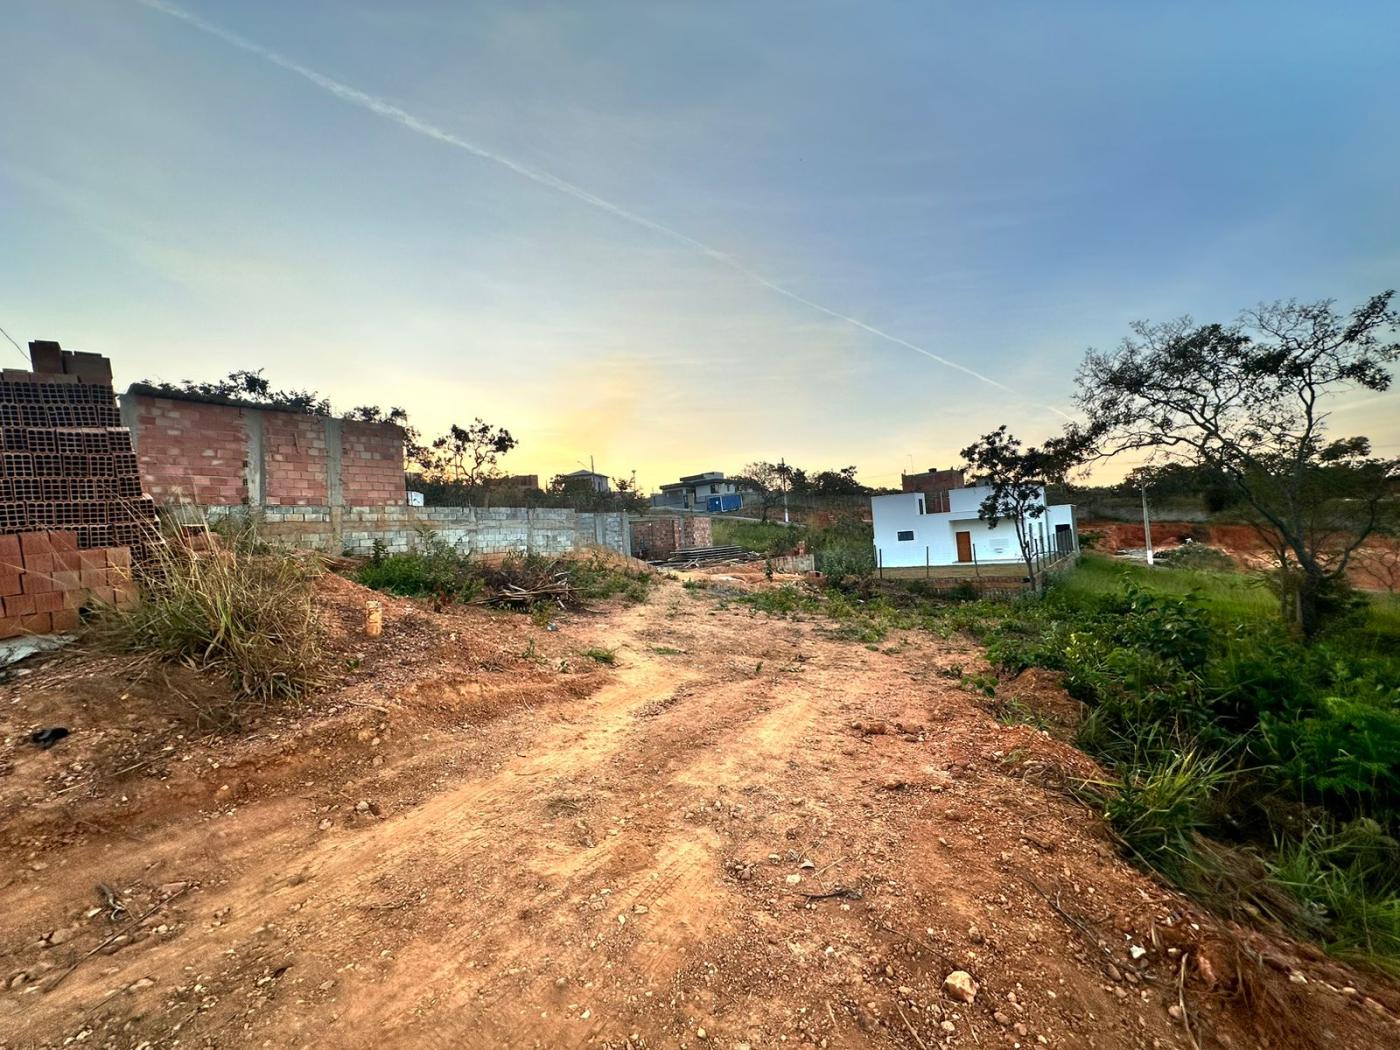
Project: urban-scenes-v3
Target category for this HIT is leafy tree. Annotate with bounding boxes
[140,368,331,416]
[1076,292,1400,639]
[734,461,795,522]
[960,425,1087,591]
[422,419,519,502]
[804,466,868,498]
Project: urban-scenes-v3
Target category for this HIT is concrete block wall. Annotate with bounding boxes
[122,392,405,509]
[202,505,632,559]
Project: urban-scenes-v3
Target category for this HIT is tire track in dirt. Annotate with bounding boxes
[6,585,1399,1049]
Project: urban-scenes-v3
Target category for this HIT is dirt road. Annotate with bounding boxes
[2,576,1396,1048]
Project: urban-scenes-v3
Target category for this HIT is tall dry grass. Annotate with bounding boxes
[92,532,326,703]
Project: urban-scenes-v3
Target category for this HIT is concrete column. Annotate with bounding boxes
[324,418,344,551]
[244,408,266,505]
[324,418,343,508]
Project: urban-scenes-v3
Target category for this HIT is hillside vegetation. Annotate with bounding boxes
[734,553,1400,975]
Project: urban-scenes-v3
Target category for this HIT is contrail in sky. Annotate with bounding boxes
[137,0,1072,420]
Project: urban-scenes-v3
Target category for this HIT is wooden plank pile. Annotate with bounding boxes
[649,545,758,569]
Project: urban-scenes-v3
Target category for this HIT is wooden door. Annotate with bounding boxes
[955,531,972,562]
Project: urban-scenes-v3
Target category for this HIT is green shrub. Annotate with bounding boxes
[1096,749,1229,880]
[356,529,483,602]
[1272,822,1400,974]
[565,552,653,603]
[1156,544,1237,572]
[93,539,325,703]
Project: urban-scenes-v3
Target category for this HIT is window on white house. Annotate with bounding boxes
[896,530,915,541]
[710,484,718,494]
[917,497,925,515]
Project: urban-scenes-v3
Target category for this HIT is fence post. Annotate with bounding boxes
[925,546,929,578]
[878,546,883,579]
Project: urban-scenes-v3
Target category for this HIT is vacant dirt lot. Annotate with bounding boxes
[2,574,1397,1049]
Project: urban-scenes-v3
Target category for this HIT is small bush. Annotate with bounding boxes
[93,539,325,702]
[566,552,653,604]
[1156,544,1236,572]
[582,646,617,664]
[356,530,484,602]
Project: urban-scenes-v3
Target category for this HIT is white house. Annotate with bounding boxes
[870,483,1078,569]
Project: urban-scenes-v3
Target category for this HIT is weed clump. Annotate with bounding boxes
[92,533,325,703]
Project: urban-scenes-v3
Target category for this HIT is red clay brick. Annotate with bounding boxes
[0,615,20,640]
[52,570,80,590]
[19,532,51,557]
[4,594,36,616]
[20,612,52,634]
[0,534,20,568]
[106,546,133,567]
[48,530,78,551]
[32,591,63,613]
[80,569,105,588]
[51,608,80,631]
[24,552,54,573]
[21,572,54,595]
[0,572,19,596]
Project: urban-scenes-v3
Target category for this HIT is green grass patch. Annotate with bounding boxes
[582,646,617,664]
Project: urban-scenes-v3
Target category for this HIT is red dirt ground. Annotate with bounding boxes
[2,574,1397,1049]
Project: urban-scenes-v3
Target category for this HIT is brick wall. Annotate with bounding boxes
[132,395,248,504]
[629,516,713,560]
[340,420,407,507]
[263,413,328,507]
[124,392,406,508]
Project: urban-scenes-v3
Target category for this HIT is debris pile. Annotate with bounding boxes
[649,545,759,568]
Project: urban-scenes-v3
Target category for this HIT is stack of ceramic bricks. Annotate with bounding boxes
[0,370,157,556]
[0,530,138,638]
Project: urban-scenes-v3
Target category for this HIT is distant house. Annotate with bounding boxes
[871,481,1077,568]
[555,469,611,494]
[652,471,744,512]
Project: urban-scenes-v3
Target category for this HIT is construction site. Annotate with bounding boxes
[0,345,1397,1050]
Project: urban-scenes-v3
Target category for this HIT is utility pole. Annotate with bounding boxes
[780,458,790,524]
[1141,484,1154,567]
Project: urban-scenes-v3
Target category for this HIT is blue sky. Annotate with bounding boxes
[2,1,1396,488]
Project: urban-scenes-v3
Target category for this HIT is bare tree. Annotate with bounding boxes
[1076,292,1400,638]
[424,419,518,504]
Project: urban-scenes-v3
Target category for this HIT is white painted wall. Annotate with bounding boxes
[871,487,1076,569]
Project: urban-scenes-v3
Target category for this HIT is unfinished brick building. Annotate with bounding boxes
[121,386,406,507]
[629,516,712,561]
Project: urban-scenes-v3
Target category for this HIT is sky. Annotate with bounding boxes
[1,1,1397,491]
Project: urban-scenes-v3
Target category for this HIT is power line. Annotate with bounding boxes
[0,323,29,363]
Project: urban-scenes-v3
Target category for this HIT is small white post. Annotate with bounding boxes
[1141,485,1154,567]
